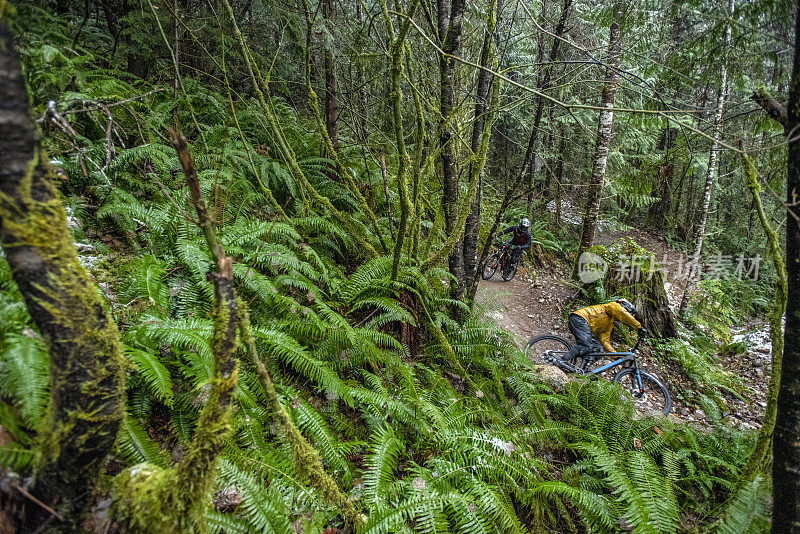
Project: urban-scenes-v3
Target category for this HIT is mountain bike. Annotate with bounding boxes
[524,334,671,416]
[481,239,519,281]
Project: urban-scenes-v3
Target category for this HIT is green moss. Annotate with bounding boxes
[111,464,185,533]
[588,237,657,276]
[1,1,18,20]
[1,147,126,524]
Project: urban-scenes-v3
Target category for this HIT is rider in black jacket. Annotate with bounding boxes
[499,217,532,267]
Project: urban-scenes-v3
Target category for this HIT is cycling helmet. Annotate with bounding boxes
[520,217,531,228]
[617,298,638,317]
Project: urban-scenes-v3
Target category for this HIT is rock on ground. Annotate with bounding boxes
[532,364,570,391]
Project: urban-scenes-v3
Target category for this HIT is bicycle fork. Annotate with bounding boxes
[629,364,646,397]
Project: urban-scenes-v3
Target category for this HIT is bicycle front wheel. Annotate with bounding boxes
[502,261,518,281]
[482,253,500,280]
[612,369,671,416]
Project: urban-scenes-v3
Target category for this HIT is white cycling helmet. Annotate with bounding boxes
[520,217,530,228]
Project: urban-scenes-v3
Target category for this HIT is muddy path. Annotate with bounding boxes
[475,263,577,348]
[475,229,686,347]
[476,230,770,429]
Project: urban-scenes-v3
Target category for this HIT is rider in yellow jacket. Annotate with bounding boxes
[567,299,647,359]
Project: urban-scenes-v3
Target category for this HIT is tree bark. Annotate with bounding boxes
[96,0,147,77]
[461,0,502,301]
[678,16,730,315]
[323,0,339,153]
[772,3,800,531]
[438,0,467,298]
[576,5,622,258]
[0,22,125,529]
[753,87,788,128]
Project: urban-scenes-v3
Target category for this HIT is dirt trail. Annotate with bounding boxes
[476,264,576,348]
[476,229,686,348]
[476,229,770,428]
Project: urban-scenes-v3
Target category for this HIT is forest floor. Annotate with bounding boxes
[476,228,771,430]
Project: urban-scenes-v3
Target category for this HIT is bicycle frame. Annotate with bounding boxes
[552,342,646,392]
[498,243,510,268]
[496,242,515,271]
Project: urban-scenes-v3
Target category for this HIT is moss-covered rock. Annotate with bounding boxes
[111,463,186,533]
[531,364,571,392]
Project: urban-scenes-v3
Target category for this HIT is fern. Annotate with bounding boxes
[363,426,405,509]
[216,458,293,534]
[117,415,170,467]
[121,254,170,315]
[123,344,174,406]
[0,444,38,470]
[0,333,49,426]
[715,475,771,534]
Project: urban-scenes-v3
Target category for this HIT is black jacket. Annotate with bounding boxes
[499,224,531,249]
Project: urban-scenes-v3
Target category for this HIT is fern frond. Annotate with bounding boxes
[123,344,174,406]
[0,333,49,426]
[117,415,170,467]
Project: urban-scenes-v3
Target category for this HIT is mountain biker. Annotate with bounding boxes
[498,217,532,268]
[566,298,648,360]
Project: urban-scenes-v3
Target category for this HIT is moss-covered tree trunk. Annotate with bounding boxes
[438,0,467,299]
[734,148,787,488]
[0,21,125,530]
[772,3,800,530]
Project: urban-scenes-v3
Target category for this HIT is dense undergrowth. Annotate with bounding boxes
[0,7,774,533]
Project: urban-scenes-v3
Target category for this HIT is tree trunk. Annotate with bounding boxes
[323,0,339,154]
[437,0,467,298]
[554,131,566,226]
[97,0,147,78]
[678,18,729,315]
[772,3,800,530]
[575,4,623,269]
[468,0,572,300]
[462,0,502,301]
[649,0,686,230]
[0,22,125,530]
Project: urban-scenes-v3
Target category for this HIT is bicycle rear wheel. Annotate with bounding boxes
[612,369,671,416]
[482,253,500,280]
[525,334,573,364]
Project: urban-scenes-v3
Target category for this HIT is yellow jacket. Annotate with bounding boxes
[572,302,642,353]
